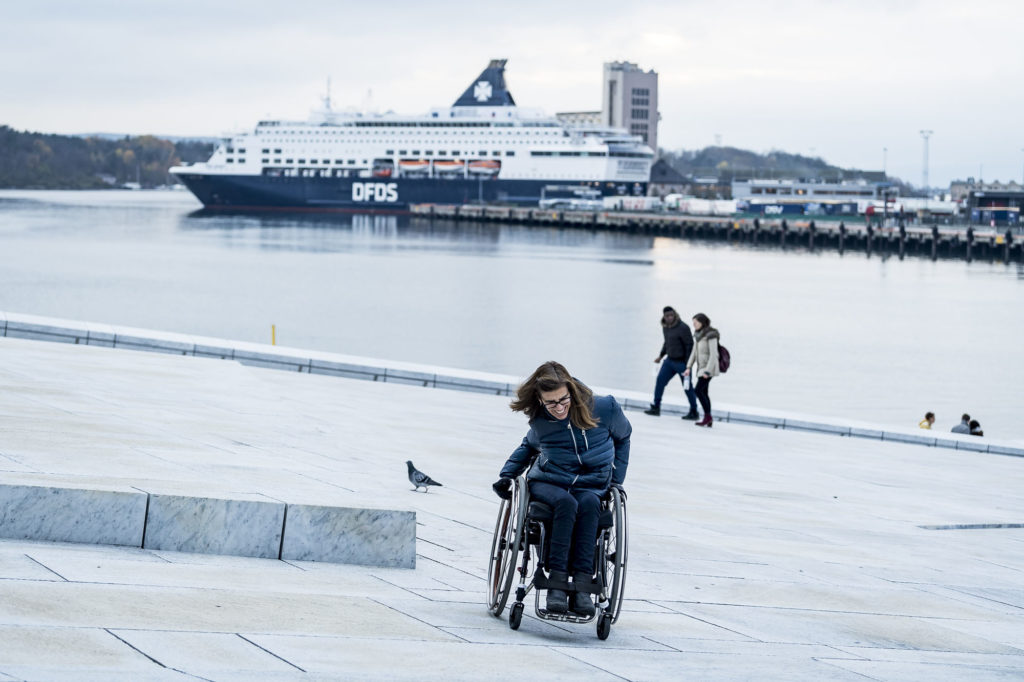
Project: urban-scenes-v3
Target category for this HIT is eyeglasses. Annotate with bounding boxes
[541,394,571,409]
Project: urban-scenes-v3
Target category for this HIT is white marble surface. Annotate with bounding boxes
[142,494,285,559]
[5,309,1020,453]
[282,505,416,568]
[0,484,145,547]
[0,335,1022,680]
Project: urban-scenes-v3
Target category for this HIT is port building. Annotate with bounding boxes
[602,61,659,152]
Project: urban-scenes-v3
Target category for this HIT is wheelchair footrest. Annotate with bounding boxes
[536,608,597,624]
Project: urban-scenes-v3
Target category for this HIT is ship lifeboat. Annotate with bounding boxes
[433,160,465,174]
[467,159,501,175]
[399,160,431,174]
[372,158,394,178]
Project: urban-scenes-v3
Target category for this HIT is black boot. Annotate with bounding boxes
[572,573,596,617]
[643,404,660,416]
[546,571,569,613]
[681,410,699,420]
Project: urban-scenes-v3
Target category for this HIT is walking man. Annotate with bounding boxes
[644,306,699,420]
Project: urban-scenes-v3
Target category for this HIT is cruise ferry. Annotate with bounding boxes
[170,60,653,211]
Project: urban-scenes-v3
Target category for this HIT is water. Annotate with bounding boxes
[2,189,1022,441]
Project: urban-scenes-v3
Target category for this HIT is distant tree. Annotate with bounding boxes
[660,145,893,185]
[0,126,213,189]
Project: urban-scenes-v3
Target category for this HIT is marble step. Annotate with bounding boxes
[0,483,415,568]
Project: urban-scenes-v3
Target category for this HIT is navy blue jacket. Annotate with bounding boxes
[500,395,631,491]
[661,320,694,362]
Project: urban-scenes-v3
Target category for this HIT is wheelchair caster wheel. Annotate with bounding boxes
[509,602,524,630]
[597,612,612,640]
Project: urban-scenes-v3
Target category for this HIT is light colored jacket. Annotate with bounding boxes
[687,328,721,378]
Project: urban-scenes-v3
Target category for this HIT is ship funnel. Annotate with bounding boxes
[453,59,516,107]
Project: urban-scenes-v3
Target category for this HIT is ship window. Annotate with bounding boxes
[262,158,269,163]
[298,159,305,163]
[335,159,343,164]
[262,149,270,154]
[226,147,234,153]
[479,151,487,156]
[323,159,330,164]
[274,149,282,154]
[411,150,419,155]
[386,149,394,155]
[309,159,317,164]
[493,151,501,156]
[286,159,293,163]
[399,150,407,154]
[348,160,356,164]
[452,151,460,156]
[425,151,433,156]
[507,151,515,156]
[226,159,234,163]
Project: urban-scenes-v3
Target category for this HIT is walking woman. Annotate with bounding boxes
[492,361,631,616]
[683,313,720,428]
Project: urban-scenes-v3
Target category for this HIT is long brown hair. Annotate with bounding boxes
[510,361,598,429]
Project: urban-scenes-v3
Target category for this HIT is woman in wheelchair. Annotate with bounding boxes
[492,361,631,617]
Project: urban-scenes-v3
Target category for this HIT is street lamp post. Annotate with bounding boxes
[919,130,933,196]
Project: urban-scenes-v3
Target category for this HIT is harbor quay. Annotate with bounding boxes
[1,333,1023,679]
[411,204,1024,263]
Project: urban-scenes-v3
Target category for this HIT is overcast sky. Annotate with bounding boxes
[3,0,1022,187]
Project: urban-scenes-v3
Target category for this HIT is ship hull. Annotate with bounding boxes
[173,172,646,211]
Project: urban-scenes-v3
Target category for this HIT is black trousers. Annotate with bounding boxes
[529,480,601,576]
[695,375,712,416]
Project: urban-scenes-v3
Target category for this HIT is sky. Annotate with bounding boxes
[2,0,1022,188]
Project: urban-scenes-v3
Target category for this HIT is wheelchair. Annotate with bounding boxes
[487,474,628,640]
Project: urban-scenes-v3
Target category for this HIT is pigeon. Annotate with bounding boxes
[407,460,443,492]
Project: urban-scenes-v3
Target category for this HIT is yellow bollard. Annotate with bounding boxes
[271,324,276,346]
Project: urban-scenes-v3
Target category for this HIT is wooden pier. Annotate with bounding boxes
[410,204,1023,263]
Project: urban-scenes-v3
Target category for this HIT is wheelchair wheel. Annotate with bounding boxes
[509,602,524,630]
[596,612,612,640]
[487,476,527,616]
[603,487,628,624]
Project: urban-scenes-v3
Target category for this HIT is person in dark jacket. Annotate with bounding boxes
[492,361,631,617]
[644,306,699,419]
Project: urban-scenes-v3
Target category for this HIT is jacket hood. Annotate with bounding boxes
[696,326,720,341]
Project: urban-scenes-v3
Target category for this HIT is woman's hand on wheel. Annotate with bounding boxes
[492,478,513,500]
[611,483,626,500]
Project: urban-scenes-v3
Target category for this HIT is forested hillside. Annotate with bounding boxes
[661,146,884,183]
[0,126,213,189]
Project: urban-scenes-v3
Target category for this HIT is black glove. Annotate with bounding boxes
[492,478,513,500]
[611,483,626,500]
